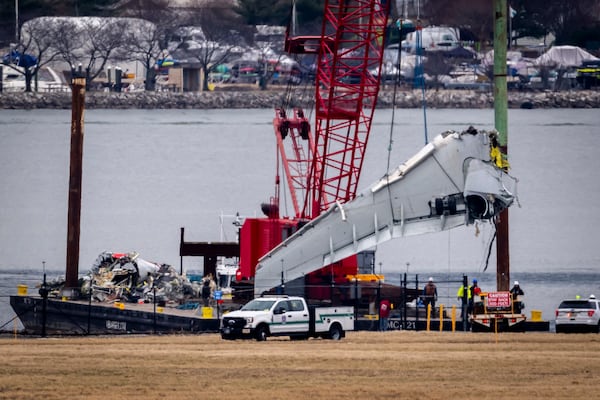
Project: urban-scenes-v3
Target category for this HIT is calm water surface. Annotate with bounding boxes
[1,107,599,328]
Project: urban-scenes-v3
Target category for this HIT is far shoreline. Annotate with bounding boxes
[1,88,599,110]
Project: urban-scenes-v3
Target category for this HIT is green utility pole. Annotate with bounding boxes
[493,0,510,292]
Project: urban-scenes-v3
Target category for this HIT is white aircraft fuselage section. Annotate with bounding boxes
[254,129,517,296]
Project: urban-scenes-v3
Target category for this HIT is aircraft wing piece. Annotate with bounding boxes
[254,129,517,296]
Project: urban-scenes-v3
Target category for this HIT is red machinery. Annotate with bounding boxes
[238,0,391,296]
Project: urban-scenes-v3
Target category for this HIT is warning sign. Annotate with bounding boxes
[487,291,511,308]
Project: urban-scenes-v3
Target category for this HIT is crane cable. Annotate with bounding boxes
[274,1,318,218]
[277,47,316,217]
[416,20,429,145]
[414,0,429,145]
[384,12,408,225]
[384,1,432,228]
[415,0,429,145]
[482,221,497,273]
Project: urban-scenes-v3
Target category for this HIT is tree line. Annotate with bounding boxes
[423,0,600,49]
[2,0,598,48]
[1,0,598,92]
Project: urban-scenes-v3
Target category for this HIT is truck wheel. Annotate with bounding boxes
[255,325,269,341]
[328,323,343,340]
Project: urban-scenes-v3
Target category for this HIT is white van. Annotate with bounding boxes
[401,26,460,54]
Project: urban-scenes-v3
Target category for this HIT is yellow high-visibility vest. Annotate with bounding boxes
[457,285,472,299]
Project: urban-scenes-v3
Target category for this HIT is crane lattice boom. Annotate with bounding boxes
[240,0,390,285]
[281,0,390,219]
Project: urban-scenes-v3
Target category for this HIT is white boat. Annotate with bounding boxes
[1,65,69,92]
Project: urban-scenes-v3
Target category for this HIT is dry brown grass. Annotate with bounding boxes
[1,331,599,400]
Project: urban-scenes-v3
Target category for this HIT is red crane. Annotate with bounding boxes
[277,0,390,220]
[238,0,391,295]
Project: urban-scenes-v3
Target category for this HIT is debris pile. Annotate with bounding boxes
[46,252,207,305]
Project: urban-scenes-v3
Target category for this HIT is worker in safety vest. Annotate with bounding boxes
[457,284,470,320]
[457,279,480,319]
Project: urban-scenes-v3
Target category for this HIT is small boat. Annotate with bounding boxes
[1,65,69,92]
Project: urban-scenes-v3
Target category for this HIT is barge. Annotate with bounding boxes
[10,294,219,335]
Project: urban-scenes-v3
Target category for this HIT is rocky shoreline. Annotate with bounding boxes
[1,88,599,109]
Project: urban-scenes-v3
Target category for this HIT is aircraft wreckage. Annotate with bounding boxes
[42,252,212,305]
[254,128,518,296]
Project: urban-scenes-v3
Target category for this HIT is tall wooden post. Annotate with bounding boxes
[493,0,510,291]
[64,74,86,297]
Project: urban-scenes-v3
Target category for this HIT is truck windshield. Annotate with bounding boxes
[241,299,276,311]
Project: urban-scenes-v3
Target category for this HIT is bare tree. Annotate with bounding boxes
[83,18,129,86]
[421,0,493,49]
[234,0,289,25]
[115,0,180,90]
[48,18,87,70]
[113,0,171,20]
[423,52,451,90]
[123,19,166,91]
[177,3,248,91]
[8,17,62,92]
[50,17,129,89]
[515,0,600,46]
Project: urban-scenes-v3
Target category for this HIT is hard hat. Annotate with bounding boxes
[428,277,433,282]
[514,280,519,285]
[473,278,478,283]
[590,294,596,299]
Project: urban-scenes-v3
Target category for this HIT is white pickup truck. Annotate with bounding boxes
[220,295,354,341]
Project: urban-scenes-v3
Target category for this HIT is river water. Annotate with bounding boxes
[1,107,599,330]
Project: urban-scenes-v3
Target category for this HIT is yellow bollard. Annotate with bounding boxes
[439,304,444,332]
[531,310,542,321]
[426,304,431,331]
[17,285,28,296]
[202,306,213,319]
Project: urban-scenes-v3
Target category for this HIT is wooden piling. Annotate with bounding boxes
[65,75,86,296]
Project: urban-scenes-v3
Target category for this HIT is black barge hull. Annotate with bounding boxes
[356,317,549,332]
[10,295,220,335]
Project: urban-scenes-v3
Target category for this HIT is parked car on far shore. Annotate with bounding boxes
[555,296,600,333]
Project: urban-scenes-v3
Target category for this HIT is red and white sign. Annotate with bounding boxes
[487,291,511,308]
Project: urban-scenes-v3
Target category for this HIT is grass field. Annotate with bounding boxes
[1,331,598,399]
